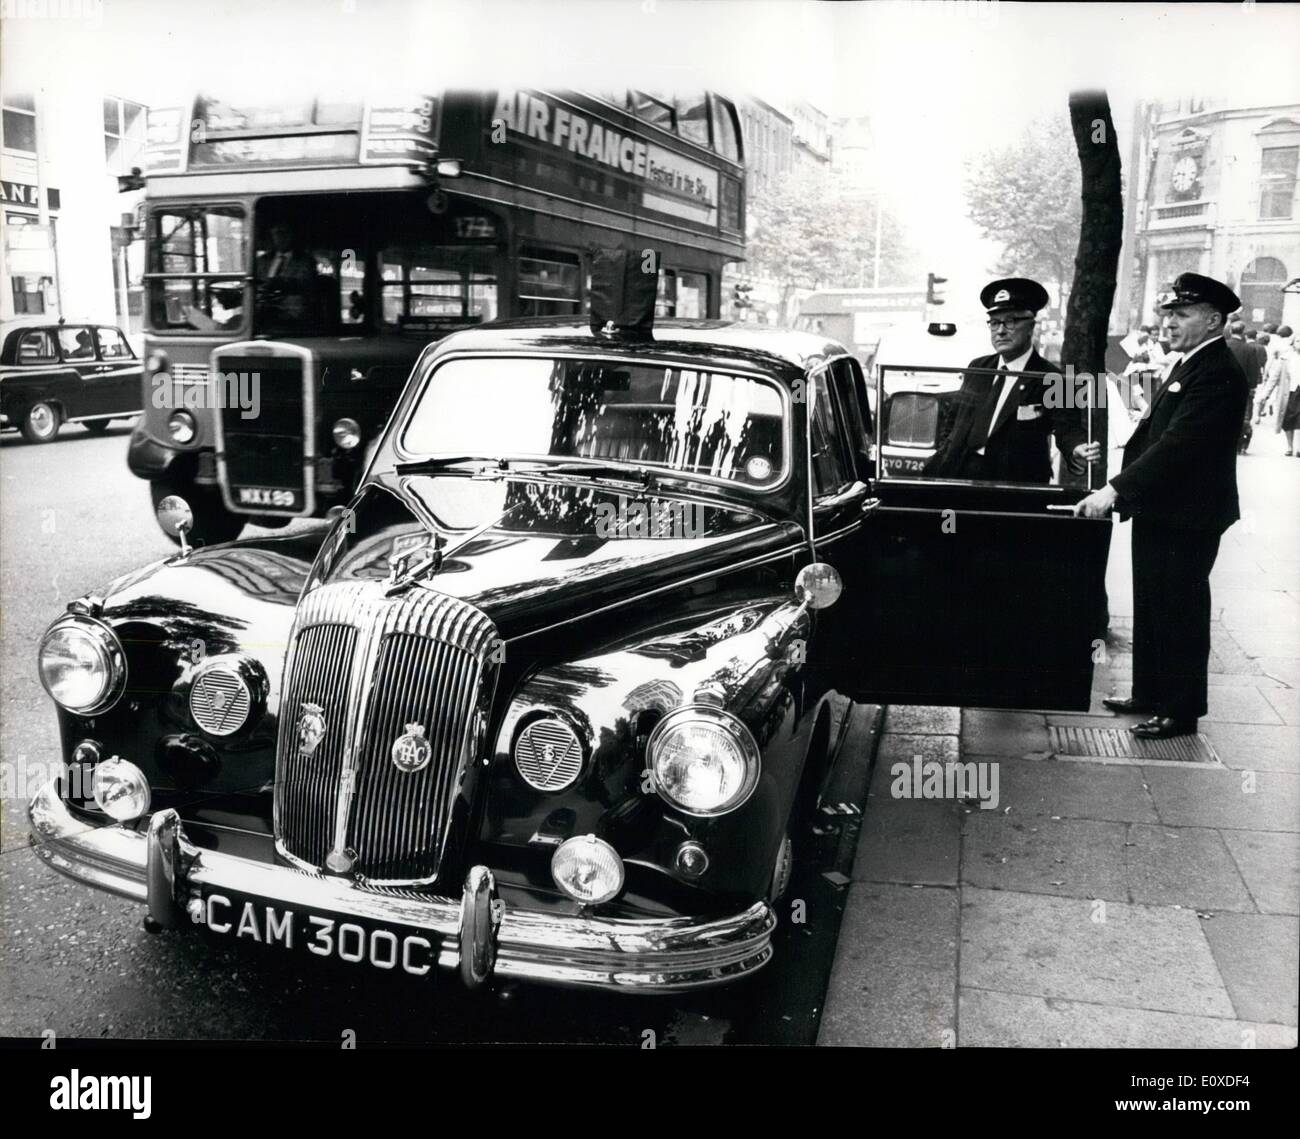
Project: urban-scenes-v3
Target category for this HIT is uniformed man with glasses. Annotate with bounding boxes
[925,278,1100,482]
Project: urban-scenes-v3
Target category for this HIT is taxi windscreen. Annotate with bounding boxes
[401,357,786,487]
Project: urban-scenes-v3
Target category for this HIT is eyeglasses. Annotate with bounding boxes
[986,316,1033,331]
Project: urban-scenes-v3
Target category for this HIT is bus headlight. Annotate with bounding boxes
[551,835,624,905]
[167,410,196,444]
[92,757,151,821]
[38,616,126,715]
[647,706,760,816]
[332,418,361,451]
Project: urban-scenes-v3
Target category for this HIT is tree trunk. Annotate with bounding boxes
[1060,91,1124,489]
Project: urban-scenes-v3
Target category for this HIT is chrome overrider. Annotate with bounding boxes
[28,782,777,992]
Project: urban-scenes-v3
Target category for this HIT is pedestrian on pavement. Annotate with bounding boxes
[923,278,1099,482]
[1227,320,1261,453]
[1254,325,1295,449]
[1073,273,1249,739]
[1280,335,1300,455]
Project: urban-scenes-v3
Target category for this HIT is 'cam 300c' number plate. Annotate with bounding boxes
[198,890,439,975]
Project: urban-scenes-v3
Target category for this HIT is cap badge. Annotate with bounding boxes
[994,289,1010,303]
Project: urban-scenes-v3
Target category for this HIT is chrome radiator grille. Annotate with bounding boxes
[274,581,499,885]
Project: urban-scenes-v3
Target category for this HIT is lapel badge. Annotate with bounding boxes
[1168,382,1182,392]
[296,702,327,759]
[392,722,432,773]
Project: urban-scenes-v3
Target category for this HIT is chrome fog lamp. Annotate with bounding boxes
[91,757,151,821]
[38,616,126,714]
[167,410,197,444]
[332,417,362,451]
[551,834,624,905]
[647,706,760,817]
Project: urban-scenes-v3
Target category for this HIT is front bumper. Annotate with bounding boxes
[28,782,775,992]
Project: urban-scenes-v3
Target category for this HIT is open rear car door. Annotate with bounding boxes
[831,363,1112,711]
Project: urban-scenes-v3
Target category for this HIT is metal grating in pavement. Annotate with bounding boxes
[1049,725,1221,764]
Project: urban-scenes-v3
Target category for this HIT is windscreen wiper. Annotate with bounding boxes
[394,455,510,476]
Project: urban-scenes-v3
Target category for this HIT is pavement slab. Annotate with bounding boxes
[959,887,1236,1019]
[1199,721,1300,774]
[1200,913,1300,1026]
[980,755,1160,824]
[1143,766,1300,832]
[1203,685,1286,725]
[817,883,958,1048]
[875,731,960,767]
[852,798,961,886]
[960,710,1049,757]
[1123,824,1256,912]
[959,988,1298,1049]
[963,815,1131,901]
[1261,686,1300,726]
[1220,830,1300,915]
[883,705,961,735]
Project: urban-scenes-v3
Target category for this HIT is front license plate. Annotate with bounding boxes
[235,485,301,510]
[197,888,440,976]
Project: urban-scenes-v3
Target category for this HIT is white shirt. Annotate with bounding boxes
[1175,331,1222,366]
[976,345,1033,456]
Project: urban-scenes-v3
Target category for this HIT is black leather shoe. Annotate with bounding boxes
[1132,715,1198,739]
[1103,696,1153,714]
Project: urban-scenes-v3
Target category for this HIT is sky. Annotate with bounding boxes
[4,0,1299,306]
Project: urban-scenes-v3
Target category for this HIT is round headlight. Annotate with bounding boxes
[647,706,760,817]
[332,417,362,451]
[145,351,167,375]
[38,617,126,714]
[167,410,196,444]
[551,834,624,905]
[92,757,151,821]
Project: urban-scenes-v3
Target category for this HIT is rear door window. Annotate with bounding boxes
[58,326,96,361]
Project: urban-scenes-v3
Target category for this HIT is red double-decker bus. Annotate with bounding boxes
[131,90,746,541]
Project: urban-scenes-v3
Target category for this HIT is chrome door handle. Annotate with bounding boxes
[862,496,882,516]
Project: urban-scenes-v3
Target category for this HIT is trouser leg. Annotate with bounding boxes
[1130,521,1165,706]
[1158,529,1221,721]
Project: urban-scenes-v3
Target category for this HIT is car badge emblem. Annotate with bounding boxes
[392,723,432,773]
[296,703,327,758]
[994,289,1010,303]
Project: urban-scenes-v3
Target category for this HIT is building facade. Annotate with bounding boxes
[0,88,146,336]
[1118,98,1300,332]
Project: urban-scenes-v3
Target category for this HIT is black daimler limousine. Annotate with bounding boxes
[29,270,1110,991]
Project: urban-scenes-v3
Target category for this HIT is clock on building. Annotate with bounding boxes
[1170,154,1200,198]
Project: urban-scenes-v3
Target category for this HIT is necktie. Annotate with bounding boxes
[967,368,1008,452]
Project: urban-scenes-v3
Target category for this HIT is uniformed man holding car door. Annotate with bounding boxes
[1074,273,1249,739]
[924,278,1099,482]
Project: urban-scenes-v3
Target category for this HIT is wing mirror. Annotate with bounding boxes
[156,495,194,557]
[766,563,843,658]
[795,563,842,610]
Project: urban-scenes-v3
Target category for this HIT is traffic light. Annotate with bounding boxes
[926,272,948,305]
[732,280,754,312]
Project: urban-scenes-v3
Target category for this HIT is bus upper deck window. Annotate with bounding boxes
[710,97,741,163]
[675,95,710,147]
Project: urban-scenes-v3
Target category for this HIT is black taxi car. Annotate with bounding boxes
[29,305,1110,992]
[0,320,142,443]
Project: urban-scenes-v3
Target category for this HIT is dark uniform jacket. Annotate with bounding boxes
[1111,337,1248,534]
[924,349,1086,483]
[1227,336,1262,389]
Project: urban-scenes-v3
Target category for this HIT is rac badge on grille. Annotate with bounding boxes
[296,703,327,759]
[392,723,432,773]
